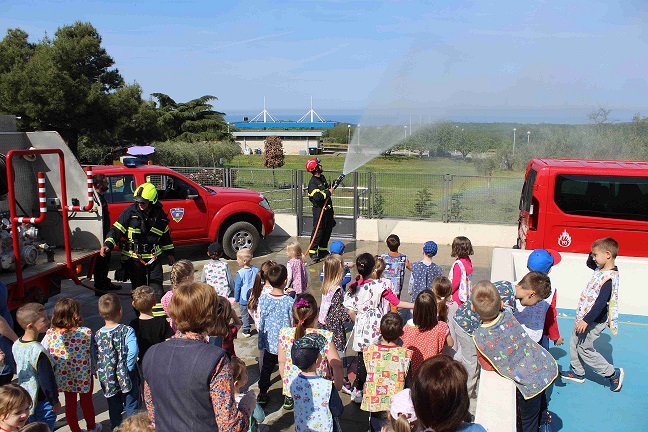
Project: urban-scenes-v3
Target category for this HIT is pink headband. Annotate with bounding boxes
[389,389,417,424]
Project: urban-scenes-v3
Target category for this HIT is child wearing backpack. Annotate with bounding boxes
[449,236,474,306]
[381,234,411,300]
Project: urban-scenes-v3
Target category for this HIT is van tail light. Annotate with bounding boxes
[529,197,539,231]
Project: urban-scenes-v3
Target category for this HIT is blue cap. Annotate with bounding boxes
[423,241,438,256]
[330,240,346,255]
[527,249,561,273]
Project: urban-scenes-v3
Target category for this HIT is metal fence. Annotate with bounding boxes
[170,166,524,224]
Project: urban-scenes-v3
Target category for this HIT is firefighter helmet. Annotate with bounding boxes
[134,182,158,205]
[306,158,321,173]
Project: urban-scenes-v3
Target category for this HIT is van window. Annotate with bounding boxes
[554,174,648,221]
[519,169,537,211]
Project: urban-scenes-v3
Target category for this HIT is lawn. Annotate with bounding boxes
[228,153,524,177]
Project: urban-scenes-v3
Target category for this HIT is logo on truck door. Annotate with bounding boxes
[170,208,185,222]
[557,229,572,248]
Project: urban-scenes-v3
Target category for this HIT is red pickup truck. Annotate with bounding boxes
[94,164,275,258]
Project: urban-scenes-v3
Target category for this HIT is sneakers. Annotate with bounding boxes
[608,367,624,392]
[560,369,585,384]
[241,331,251,338]
[350,388,363,403]
[539,410,552,432]
[341,379,352,395]
[257,392,269,405]
[82,423,103,432]
[283,396,294,410]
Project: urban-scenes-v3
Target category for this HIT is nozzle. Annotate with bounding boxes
[332,173,346,190]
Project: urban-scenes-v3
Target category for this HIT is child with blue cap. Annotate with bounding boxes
[408,241,443,302]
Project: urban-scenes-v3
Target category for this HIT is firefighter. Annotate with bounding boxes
[99,182,175,300]
[306,158,336,262]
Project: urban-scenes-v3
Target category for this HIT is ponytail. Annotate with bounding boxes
[347,253,375,295]
[293,293,318,340]
[247,260,275,311]
[431,276,452,323]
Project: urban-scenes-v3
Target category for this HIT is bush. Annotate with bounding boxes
[411,189,436,219]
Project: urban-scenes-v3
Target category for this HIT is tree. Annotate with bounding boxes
[0,22,124,155]
[263,135,285,186]
[151,93,229,142]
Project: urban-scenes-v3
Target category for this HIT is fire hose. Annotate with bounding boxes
[303,173,346,261]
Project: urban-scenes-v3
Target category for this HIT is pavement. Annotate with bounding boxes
[44,236,493,431]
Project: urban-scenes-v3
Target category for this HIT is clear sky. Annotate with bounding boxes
[2,0,648,122]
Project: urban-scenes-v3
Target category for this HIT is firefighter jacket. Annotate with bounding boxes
[308,174,333,210]
[103,203,175,259]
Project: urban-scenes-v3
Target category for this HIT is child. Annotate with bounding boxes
[114,412,153,432]
[247,260,276,368]
[231,356,266,432]
[561,237,623,391]
[286,242,308,295]
[257,264,295,405]
[449,236,474,305]
[319,240,353,289]
[202,241,235,298]
[361,313,412,432]
[432,276,459,357]
[471,281,557,432]
[523,249,564,349]
[319,254,352,393]
[215,295,242,358]
[42,298,100,432]
[372,256,396,312]
[12,303,60,430]
[234,249,259,337]
[408,241,443,302]
[411,355,488,432]
[451,272,552,397]
[95,294,140,429]
[401,290,453,378]
[160,259,195,329]
[384,389,420,432]
[290,333,344,432]
[129,285,174,365]
[343,253,414,404]
[278,294,343,410]
[18,422,51,432]
[381,234,411,299]
[0,384,32,432]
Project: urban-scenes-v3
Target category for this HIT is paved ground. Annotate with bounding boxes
[46,236,493,431]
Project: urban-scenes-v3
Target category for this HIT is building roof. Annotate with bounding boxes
[232,130,324,138]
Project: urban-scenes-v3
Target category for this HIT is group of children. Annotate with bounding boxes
[0,234,624,432]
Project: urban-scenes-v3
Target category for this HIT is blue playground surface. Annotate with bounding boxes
[548,316,646,431]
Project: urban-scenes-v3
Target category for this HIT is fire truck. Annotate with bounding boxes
[0,118,104,310]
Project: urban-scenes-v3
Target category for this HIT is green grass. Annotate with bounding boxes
[228,154,524,176]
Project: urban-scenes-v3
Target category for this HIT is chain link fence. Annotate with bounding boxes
[170,166,524,224]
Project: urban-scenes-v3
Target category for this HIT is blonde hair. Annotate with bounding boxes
[16,303,46,330]
[471,281,501,321]
[98,293,121,321]
[236,249,253,265]
[168,282,220,335]
[170,259,195,288]
[0,384,32,420]
[388,414,415,432]
[592,237,619,258]
[113,411,153,432]
[287,242,303,260]
[321,254,344,295]
[132,285,156,312]
[371,255,386,279]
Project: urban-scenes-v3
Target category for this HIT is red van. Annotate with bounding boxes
[517,159,648,257]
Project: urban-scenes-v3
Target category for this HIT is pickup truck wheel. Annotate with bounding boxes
[222,221,261,258]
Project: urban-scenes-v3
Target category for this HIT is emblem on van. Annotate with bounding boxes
[557,229,572,248]
[170,208,184,223]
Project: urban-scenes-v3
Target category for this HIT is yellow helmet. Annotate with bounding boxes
[134,182,158,205]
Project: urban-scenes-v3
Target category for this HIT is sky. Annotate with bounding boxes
[2,0,648,123]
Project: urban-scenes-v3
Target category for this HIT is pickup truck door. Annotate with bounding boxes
[145,173,209,242]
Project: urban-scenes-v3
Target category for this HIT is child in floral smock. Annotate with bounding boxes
[42,299,100,432]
